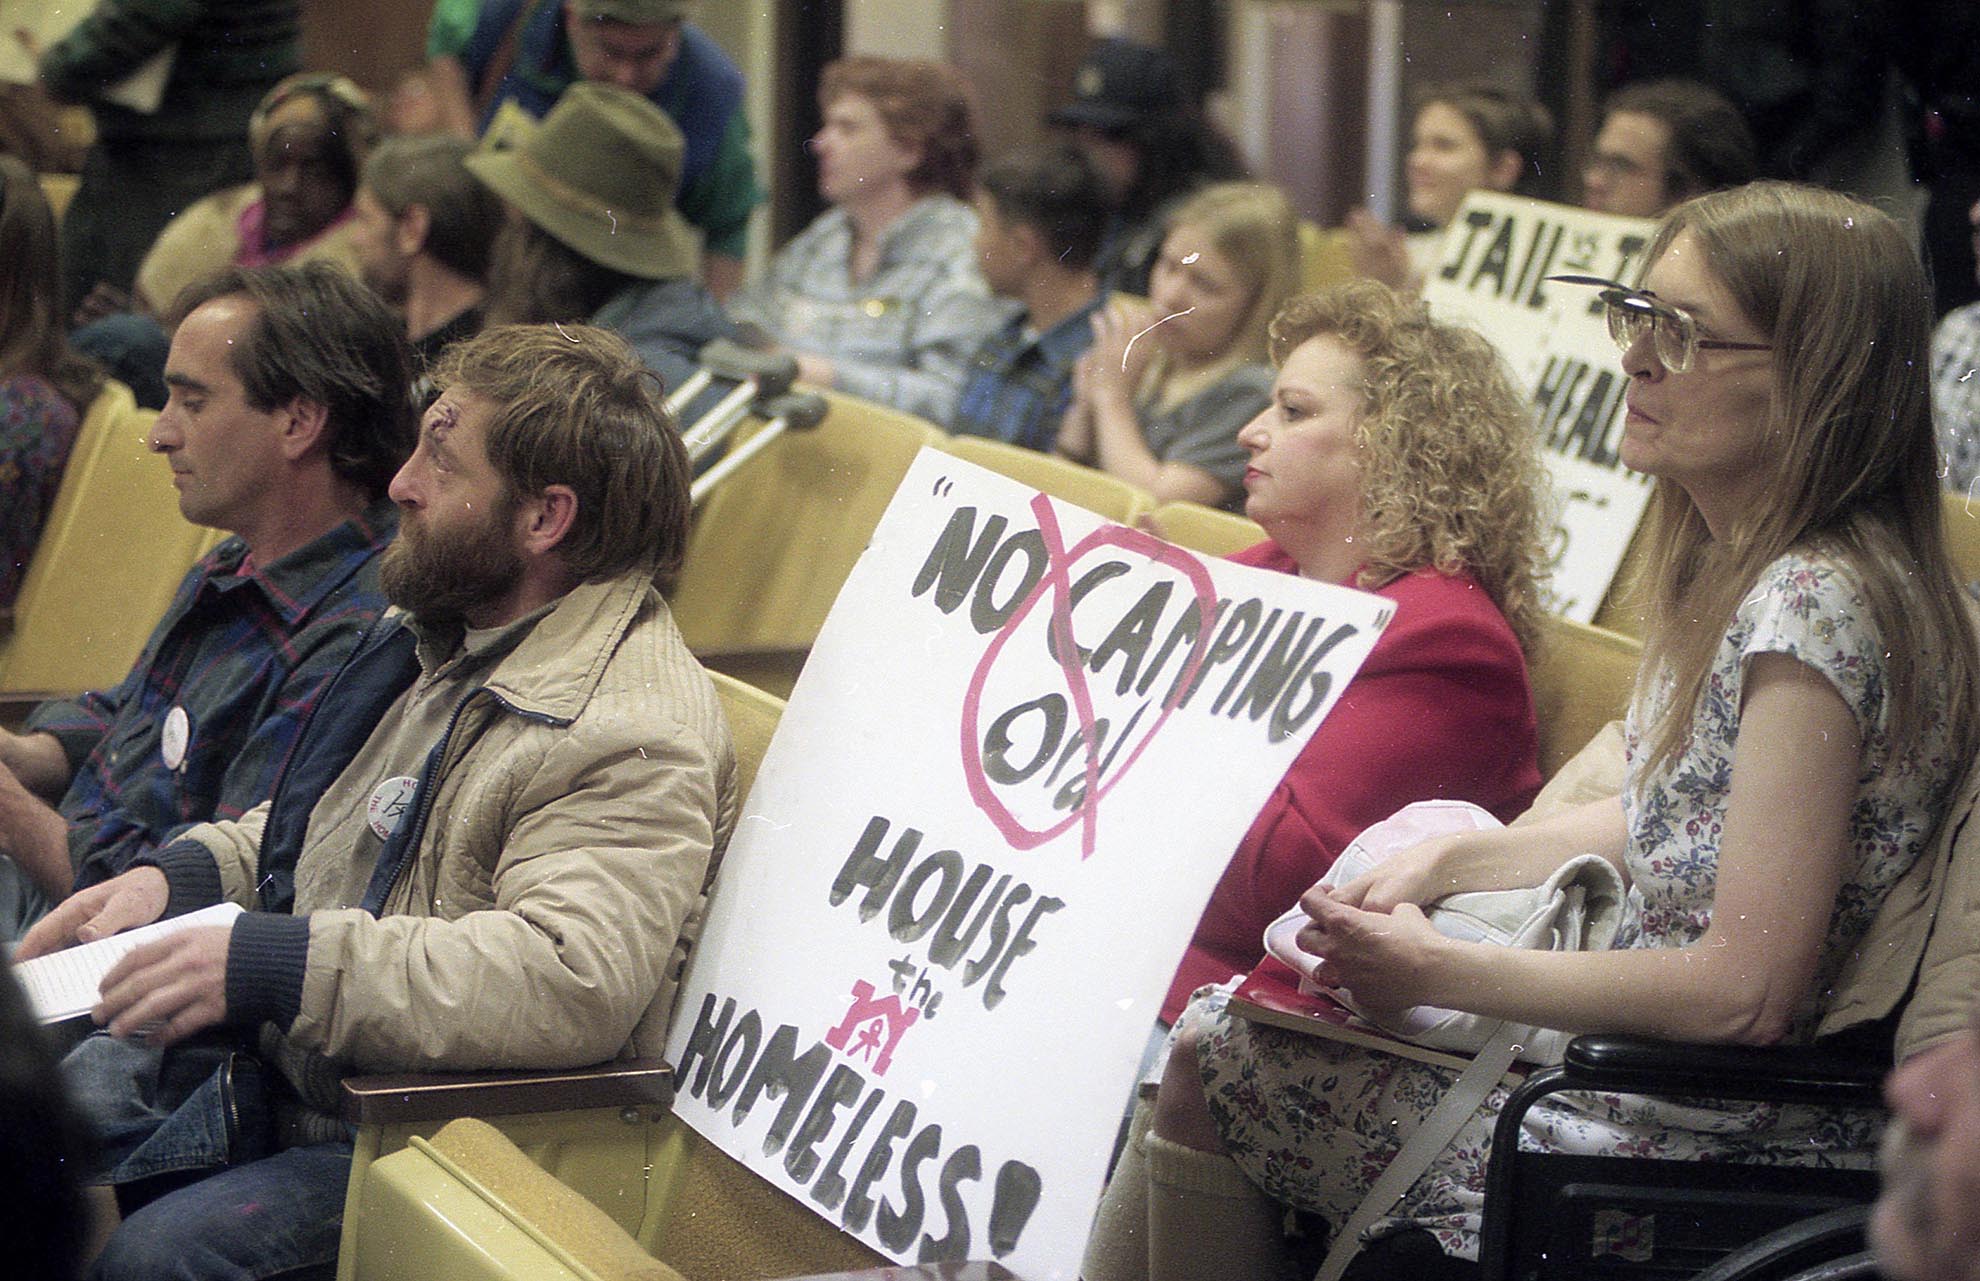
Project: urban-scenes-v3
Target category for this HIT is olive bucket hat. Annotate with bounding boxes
[571,0,693,22]
[464,81,699,281]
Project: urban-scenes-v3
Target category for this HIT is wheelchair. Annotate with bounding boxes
[1475,1030,1888,1281]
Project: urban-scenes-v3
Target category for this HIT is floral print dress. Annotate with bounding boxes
[1185,549,1960,1259]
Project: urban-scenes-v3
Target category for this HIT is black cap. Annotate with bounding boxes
[1048,37,1182,132]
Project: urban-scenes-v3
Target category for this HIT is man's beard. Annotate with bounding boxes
[381,497,524,627]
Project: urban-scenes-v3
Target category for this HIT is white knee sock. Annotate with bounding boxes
[1145,1130,1289,1281]
[1082,1094,1154,1281]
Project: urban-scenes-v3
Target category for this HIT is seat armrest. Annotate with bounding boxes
[1562,1034,1887,1106]
[340,1058,674,1127]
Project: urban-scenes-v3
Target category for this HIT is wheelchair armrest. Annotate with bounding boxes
[779,1267,1021,1281]
[340,1058,674,1127]
[1561,1034,1887,1107]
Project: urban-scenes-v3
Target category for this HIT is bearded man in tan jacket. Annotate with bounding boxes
[23,322,736,1281]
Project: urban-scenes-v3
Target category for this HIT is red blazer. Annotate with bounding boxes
[1162,541,1543,1021]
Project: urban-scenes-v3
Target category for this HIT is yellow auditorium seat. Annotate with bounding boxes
[0,381,221,701]
[348,1117,685,1281]
[939,434,1153,525]
[1298,221,1357,295]
[1527,614,1641,780]
[38,171,80,223]
[669,390,942,698]
[347,1109,922,1281]
[339,1060,681,1281]
[1141,500,1265,558]
[709,670,783,800]
[1944,489,1980,592]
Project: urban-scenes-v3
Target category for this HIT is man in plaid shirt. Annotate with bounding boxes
[0,262,413,939]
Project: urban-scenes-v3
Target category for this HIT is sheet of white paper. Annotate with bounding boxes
[15,902,243,1023]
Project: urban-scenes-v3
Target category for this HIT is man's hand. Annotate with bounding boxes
[0,726,70,797]
[93,924,231,1046]
[0,763,72,897]
[15,866,168,960]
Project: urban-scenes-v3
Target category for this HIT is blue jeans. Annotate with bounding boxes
[89,1142,351,1281]
[64,1033,351,1281]
[0,855,52,945]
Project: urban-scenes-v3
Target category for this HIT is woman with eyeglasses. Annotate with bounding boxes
[1084,182,1980,1280]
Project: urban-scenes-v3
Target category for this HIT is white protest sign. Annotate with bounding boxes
[667,450,1393,1278]
[1423,191,1660,621]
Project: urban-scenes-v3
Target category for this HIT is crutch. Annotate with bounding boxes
[690,390,829,507]
[668,338,799,466]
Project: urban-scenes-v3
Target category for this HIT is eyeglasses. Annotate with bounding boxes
[1548,274,1773,373]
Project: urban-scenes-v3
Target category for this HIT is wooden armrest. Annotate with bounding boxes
[1563,1034,1887,1106]
[779,1267,1021,1281]
[340,1058,674,1127]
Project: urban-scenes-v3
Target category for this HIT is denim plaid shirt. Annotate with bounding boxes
[728,196,1016,422]
[28,500,398,891]
[949,298,1104,452]
[1935,302,1980,496]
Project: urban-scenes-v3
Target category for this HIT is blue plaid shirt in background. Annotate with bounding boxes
[28,500,398,892]
[949,298,1105,453]
[1935,302,1980,497]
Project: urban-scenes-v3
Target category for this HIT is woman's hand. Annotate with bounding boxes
[1296,892,1449,1018]
[1346,208,1416,292]
[1086,297,1157,408]
[1324,832,1470,914]
[1055,353,1097,461]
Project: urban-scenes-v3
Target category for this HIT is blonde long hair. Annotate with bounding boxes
[1634,182,1978,775]
[1142,181,1302,406]
[1268,281,1550,652]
